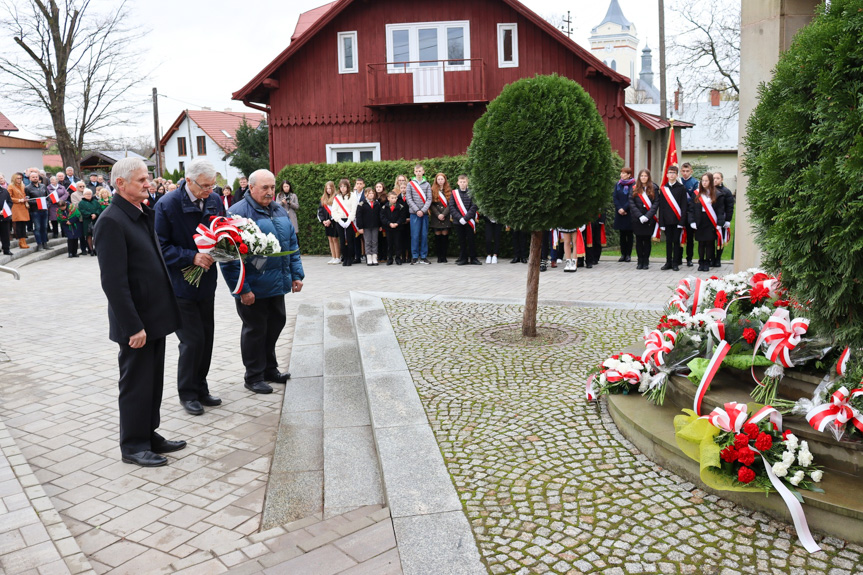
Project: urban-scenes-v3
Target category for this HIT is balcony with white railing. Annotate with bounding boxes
[366,59,487,107]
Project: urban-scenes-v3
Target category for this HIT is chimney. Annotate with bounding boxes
[710,89,721,107]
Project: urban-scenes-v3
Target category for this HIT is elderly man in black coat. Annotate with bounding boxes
[94,157,184,467]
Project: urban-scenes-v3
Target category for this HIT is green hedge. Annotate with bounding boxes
[277,155,620,256]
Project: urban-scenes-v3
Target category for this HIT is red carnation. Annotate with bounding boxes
[733,434,749,450]
[773,300,790,308]
[738,466,756,484]
[720,446,738,463]
[742,328,758,344]
[750,284,770,303]
[754,432,773,452]
[714,290,728,309]
[238,244,249,255]
[710,276,719,280]
[782,430,793,440]
[612,354,620,360]
[743,423,760,439]
[737,448,755,467]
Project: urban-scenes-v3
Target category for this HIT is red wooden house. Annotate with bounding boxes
[233,0,632,169]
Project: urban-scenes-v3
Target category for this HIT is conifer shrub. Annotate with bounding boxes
[744,0,863,346]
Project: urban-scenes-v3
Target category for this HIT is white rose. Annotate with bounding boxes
[788,470,805,486]
[810,470,823,483]
[771,462,788,477]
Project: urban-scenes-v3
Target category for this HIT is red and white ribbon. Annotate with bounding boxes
[605,368,642,386]
[694,340,730,415]
[753,309,810,368]
[669,278,693,312]
[586,374,596,401]
[704,307,726,342]
[837,347,851,377]
[806,386,863,435]
[703,402,782,433]
[193,216,248,295]
[642,330,676,366]
[749,272,781,299]
[690,278,705,316]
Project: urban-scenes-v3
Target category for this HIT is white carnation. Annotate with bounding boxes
[771,462,789,477]
[602,359,616,368]
[782,450,795,465]
[690,334,702,344]
[599,374,607,385]
[797,443,813,467]
[810,470,823,483]
[788,470,805,486]
[784,434,798,452]
[620,354,633,362]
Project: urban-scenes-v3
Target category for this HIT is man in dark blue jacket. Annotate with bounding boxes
[221,169,304,394]
[155,159,225,415]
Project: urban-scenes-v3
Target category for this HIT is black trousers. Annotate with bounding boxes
[684,228,695,264]
[0,220,10,253]
[175,297,215,402]
[400,224,411,260]
[618,230,633,258]
[386,227,401,260]
[117,337,166,455]
[235,295,286,384]
[665,227,682,265]
[699,240,716,264]
[456,224,476,260]
[337,224,354,262]
[635,234,652,265]
[484,220,502,255]
[511,230,528,260]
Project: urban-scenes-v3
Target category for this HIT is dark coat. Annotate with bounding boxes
[78,197,103,236]
[680,176,698,202]
[380,201,407,228]
[93,194,180,344]
[154,184,225,301]
[657,181,688,228]
[0,187,10,222]
[688,191,726,242]
[356,199,381,230]
[717,185,735,224]
[628,185,659,237]
[613,178,635,230]
[25,181,48,214]
[220,196,304,299]
[448,188,478,224]
[234,186,250,204]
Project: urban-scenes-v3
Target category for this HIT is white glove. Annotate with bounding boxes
[660,226,665,231]
[677,225,684,229]
[724,222,731,228]
[459,217,466,225]
[690,222,697,229]
[341,220,350,229]
[639,216,648,224]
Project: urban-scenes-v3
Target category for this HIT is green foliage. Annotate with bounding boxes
[43,165,63,176]
[466,74,617,231]
[162,168,184,182]
[231,178,240,193]
[743,0,863,347]
[276,156,468,255]
[227,119,269,178]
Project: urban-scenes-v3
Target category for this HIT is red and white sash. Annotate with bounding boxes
[333,195,359,233]
[436,191,448,208]
[409,180,427,205]
[639,193,661,239]
[452,189,475,230]
[661,185,683,221]
[698,194,723,247]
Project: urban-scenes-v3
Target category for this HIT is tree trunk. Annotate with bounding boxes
[522,230,543,337]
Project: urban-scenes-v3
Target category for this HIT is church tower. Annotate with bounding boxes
[588,0,639,84]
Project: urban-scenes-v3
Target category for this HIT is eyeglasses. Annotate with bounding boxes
[192,179,216,191]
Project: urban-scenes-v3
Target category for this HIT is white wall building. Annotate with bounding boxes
[159,110,264,184]
[0,112,44,180]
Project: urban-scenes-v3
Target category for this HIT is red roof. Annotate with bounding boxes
[159,110,265,153]
[292,2,336,41]
[234,0,630,104]
[0,112,18,132]
[625,107,694,131]
[43,154,63,168]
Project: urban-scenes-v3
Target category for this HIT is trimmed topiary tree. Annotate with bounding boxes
[744,0,863,347]
[467,74,616,336]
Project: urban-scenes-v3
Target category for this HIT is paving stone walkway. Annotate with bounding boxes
[0,252,741,574]
[385,298,863,575]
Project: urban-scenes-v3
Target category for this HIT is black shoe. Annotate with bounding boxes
[387,259,394,266]
[521,257,529,263]
[2,251,11,256]
[345,260,352,266]
[686,260,693,267]
[181,399,204,415]
[660,263,673,270]
[711,261,722,267]
[43,243,53,250]
[672,265,680,272]
[395,258,402,265]
[510,257,520,263]
[71,253,79,258]
[586,262,593,269]
[122,451,168,467]
[624,256,631,262]
[643,265,649,270]
[636,263,643,270]
[540,260,548,272]
[618,256,626,262]
[456,259,467,266]
[420,258,431,264]
[199,394,222,406]
[90,252,96,257]
[245,381,273,394]
[151,439,187,454]
[469,258,482,265]
[68,253,74,258]
[265,371,290,384]
[411,258,417,265]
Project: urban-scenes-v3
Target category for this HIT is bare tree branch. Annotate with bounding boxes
[0,0,148,173]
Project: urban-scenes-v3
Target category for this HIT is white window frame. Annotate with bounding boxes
[385,21,471,73]
[497,23,518,68]
[337,31,358,74]
[325,142,381,164]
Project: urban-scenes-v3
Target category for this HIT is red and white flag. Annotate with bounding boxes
[660,123,679,187]
[67,182,77,192]
[34,197,49,210]
[1,201,11,218]
[48,190,61,204]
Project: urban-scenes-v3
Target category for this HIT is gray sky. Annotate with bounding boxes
[3,0,665,142]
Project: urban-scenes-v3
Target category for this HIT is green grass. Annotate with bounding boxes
[601,212,736,261]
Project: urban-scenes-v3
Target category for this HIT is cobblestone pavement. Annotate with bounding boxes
[0,254,730,573]
[385,299,863,575]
